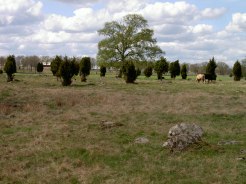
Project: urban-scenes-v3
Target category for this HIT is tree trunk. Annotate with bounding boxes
[157,73,163,80]
[81,74,87,82]
[7,74,13,82]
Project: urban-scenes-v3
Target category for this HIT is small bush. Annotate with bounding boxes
[233,60,242,81]
[206,57,217,81]
[144,66,153,78]
[79,57,91,82]
[51,55,62,80]
[181,64,187,79]
[71,57,79,76]
[100,66,106,77]
[169,60,180,79]
[59,57,79,86]
[122,61,137,83]
[4,55,16,82]
[154,57,168,80]
[36,62,44,73]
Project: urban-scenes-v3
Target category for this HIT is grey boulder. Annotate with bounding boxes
[163,123,204,151]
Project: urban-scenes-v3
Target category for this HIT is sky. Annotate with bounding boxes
[0,0,245,65]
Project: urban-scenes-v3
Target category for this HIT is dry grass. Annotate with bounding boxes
[0,73,246,183]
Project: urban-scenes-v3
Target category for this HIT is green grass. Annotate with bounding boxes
[0,71,246,183]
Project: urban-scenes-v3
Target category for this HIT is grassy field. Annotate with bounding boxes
[0,71,246,184]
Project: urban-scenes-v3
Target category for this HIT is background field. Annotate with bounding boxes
[0,71,246,184]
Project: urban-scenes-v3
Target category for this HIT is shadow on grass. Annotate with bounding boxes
[72,83,96,88]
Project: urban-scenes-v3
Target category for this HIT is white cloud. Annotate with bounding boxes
[141,1,197,24]
[107,0,146,13]
[18,44,26,50]
[0,0,43,26]
[27,1,43,16]
[153,24,187,35]
[43,8,110,32]
[0,16,14,25]
[30,29,98,44]
[0,0,30,13]
[226,13,246,32]
[51,0,100,4]
[32,30,71,43]
[190,24,213,34]
[201,8,227,19]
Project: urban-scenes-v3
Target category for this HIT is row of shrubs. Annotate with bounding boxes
[1,55,244,84]
[96,58,209,83]
[84,57,243,83]
[50,56,91,86]
[49,56,186,84]
[98,58,185,83]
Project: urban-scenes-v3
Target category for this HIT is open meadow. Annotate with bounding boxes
[0,71,246,183]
